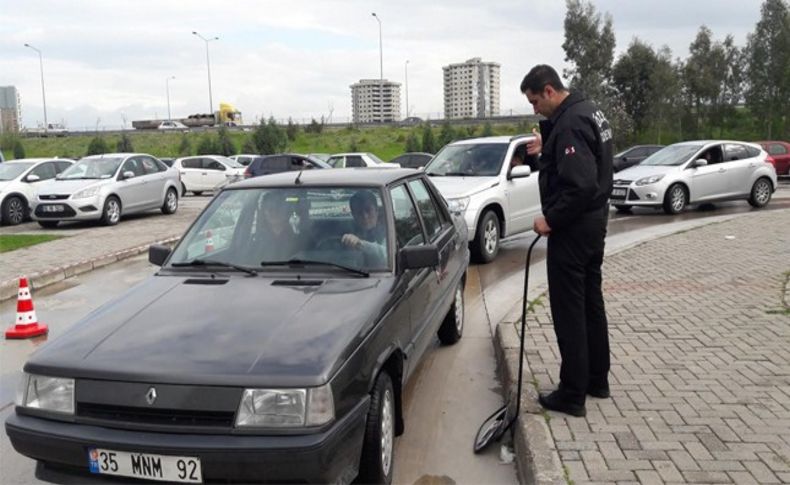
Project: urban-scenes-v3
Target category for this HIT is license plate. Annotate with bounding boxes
[42,204,65,212]
[611,188,627,197]
[88,447,202,483]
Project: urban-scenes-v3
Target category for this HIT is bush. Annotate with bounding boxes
[405,131,420,152]
[482,122,494,137]
[465,125,479,138]
[439,121,456,147]
[286,118,299,141]
[116,133,134,152]
[348,137,359,152]
[196,135,219,155]
[217,126,236,156]
[178,133,192,156]
[305,118,324,134]
[241,137,257,154]
[253,117,288,155]
[86,136,109,156]
[13,139,25,159]
[421,124,436,153]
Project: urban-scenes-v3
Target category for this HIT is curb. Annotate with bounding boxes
[0,236,181,303]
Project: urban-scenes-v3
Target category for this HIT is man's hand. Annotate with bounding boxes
[341,233,362,249]
[526,128,542,156]
[533,216,551,236]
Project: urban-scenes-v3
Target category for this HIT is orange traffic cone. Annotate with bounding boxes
[5,277,48,339]
[205,229,215,253]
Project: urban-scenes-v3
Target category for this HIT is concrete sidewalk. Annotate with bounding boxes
[496,209,790,484]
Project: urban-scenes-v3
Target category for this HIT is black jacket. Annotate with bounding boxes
[538,91,613,230]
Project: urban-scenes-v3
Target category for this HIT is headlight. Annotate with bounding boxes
[446,197,470,214]
[635,175,665,186]
[235,384,334,428]
[19,373,75,414]
[73,186,101,199]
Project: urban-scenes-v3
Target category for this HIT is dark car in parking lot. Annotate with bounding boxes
[244,153,330,178]
[389,152,434,169]
[6,168,469,484]
[613,144,665,172]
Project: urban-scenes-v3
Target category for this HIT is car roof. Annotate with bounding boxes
[5,158,72,164]
[450,136,513,145]
[329,152,375,157]
[230,168,421,189]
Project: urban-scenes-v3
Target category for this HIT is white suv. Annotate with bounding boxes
[425,135,541,263]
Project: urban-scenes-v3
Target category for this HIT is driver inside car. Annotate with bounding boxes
[341,190,387,267]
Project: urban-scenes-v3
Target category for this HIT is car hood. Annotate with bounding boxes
[428,175,499,199]
[25,274,393,387]
[614,164,677,181]
[37,178,110,195]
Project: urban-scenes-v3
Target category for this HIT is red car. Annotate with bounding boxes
[757,141,790,175]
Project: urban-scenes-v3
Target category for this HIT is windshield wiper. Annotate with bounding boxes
[261,258,369,277]
[171,258,258,276]
[443,171,470,176]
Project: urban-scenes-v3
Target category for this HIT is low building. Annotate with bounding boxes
[350,79,401,124]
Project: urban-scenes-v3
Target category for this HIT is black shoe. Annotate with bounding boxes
[587,384,610,399]
[538,390,586,417]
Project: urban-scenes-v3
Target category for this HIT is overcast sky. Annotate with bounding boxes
[0,0,765,130]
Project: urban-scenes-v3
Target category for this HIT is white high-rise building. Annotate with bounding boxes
[443,58,500,119]
[0,86,21,133]
[350,79,401,123]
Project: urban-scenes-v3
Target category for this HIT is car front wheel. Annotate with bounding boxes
[748,177,772,208]
[438,280,464,345]
[100,196,121,226]
[662,183,687,215]
[161,188,178,214]
[471,210,499,263]
[1,196,26,226]
[358,372,395,485]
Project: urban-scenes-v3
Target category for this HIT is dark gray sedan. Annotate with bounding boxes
[6,168,469,484]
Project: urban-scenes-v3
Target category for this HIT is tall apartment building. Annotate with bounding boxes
[443,58,500,119]
[350,79,401,123]
[0,86,21,133]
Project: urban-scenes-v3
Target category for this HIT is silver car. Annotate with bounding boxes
[31,153,181,228]
[611,140,778,214]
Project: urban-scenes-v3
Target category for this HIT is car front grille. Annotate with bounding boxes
[613,179,632,186]
[77,403,236,429]
[38,194,70,200]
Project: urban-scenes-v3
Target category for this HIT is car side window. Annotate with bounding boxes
[141,157,162,174]
[55,161,72,173]
[629,147,647,157]
[29,162,57,180]
[768,144,788,155]
[204,159,226,171]
[346,156,366,168]
[390,185,425,248]
[262,157,289,173]
[290,157,311,171]
[122,158,146,177]
[182,158,200,169]
[327,156,344,168]
[724,144,749,161]
[408,179,443,241]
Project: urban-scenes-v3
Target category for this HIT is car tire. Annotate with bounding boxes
[614,204,632,212]
[181,182,187,197]
[193,191,203,196]
[358,371,395,485]
[37,221,59,229]
[100,196,121,226]
[1,196,26,226]
[748,177,772,208]
[161,188,178,215]
[471,210,499,264]
[438,280,464,345]
[662,183,687,215]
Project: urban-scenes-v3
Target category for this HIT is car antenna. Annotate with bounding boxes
[294,169,304,185]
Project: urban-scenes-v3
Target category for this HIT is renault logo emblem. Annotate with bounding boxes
[145,387,157,405]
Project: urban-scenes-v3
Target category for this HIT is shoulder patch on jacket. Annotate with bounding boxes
[564,145,576,156]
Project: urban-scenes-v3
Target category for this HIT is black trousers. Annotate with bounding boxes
[546,208,610,405]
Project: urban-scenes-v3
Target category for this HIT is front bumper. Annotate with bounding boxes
[610,182,667,207]
[6,398,369,484]
[32,195,104,222]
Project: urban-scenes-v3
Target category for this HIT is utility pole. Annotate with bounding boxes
[192,31,219,117]
[371,13,383,123]
[24,43,48,133]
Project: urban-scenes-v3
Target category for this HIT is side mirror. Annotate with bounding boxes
[25,174,41,183]
[148,244,171,266]
[508,165,532,180]
[122,171,135,179]
[693,158,708,167]
[400,244,439,271]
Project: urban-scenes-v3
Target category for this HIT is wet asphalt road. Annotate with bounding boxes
[0,180,787,484]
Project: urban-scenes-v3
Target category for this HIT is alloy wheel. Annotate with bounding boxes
[380,388,394,478]
[754,180,771,205]
[671,186,685,212]
[166,191,178,212]
[107,200,121,224]
[7,198,25,224]
[484,219,498,255]
[454,285,464,335]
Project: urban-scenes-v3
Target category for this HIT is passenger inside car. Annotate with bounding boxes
[700,146,723,164]
[253,191,302,262]
[340,190,387,267]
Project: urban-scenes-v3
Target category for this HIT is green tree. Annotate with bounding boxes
[439,121,456,147]
[178,133,192,156]
[562,0,616,104]
[465,124,479,138]
[86,136,109,156]
[682,26,730,137]
[217,126,236,156]
[13,139,25,159]
[253,117,288,154]
[241,137,257,154]
[348,137,359,152]
[405,131,421,152]
[116,133,134,152]
[421,124,436,153]
[745,0,790,138]
[286,117,299,141]
[482,122,494,137]
[613,39,659,133]
[305,117,324,134]
[196,135,219,155]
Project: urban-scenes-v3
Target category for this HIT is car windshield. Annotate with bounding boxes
[425,143,508,176]
[168,187,391,272]
[0,162,34,181]
[215,156,243,168]
[58,157,124,179]
[640,144,703,167]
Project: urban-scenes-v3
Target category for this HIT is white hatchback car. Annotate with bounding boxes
[327,152,400,168]
[425,135,540,263]
[31,153,181,227]
[0,158,74,225]
[611,140,777,214]
[173,155,246,195]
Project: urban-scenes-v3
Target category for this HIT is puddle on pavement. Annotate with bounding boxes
[413,475,456,485]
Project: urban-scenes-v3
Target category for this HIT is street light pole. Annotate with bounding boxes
[192,31,218,117]
[24,43,48,133]
[405,60,410,119]
[371,13,383,122]
[166,76,175,121]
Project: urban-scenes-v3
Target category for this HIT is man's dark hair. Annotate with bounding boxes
[520,65,565,94]
[350,190,377,213]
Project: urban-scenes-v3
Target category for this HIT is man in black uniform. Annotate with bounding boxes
[522,65,614,417]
